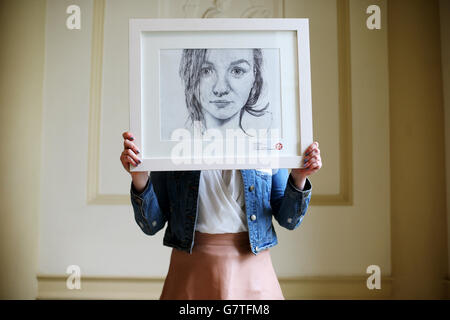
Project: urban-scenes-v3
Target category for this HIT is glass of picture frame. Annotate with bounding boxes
[129,18,313,171]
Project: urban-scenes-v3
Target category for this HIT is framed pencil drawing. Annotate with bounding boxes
[129,18,313,171]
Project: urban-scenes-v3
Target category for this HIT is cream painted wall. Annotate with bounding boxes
[439,0,450,281]
[38,0,391,288]
[0,0,46,299]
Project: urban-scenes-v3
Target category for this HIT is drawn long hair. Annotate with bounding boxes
[179,49,269,136]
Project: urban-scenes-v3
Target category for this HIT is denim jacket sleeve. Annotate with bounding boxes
[270,169,312,230]
[130,172,168,235]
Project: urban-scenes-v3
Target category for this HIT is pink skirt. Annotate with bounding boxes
[159,231,285,300]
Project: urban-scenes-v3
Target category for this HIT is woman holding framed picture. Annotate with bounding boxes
[120,130,321,300]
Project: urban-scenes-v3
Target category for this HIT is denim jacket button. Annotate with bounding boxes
[287,218,292,224]
[248,185,255,192]
[255,246,259,251]
[152,220,157,227]
[250,214,256,221]
[138,221,145,229]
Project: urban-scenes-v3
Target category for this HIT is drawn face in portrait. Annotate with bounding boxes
[199,49,255,124]
[178,48,271,137]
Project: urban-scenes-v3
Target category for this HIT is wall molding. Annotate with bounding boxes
[38,276,450,299]
[37,275,392,300]
[86,0,353,206]
[86,0,113,205]
[310,0,353,206]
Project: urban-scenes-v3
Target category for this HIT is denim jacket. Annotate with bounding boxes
[130,169,312,255]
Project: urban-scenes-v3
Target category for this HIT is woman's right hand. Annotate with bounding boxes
[121,131,149,192]
[121,131,142,173]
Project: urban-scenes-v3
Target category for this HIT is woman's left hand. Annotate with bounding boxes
[290,141,322,190]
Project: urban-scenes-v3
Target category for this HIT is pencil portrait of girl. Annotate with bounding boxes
[160,48,281,139]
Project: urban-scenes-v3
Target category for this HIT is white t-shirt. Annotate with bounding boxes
[195,170,248,233]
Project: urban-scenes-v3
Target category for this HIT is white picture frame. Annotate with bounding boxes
[129,18,313,171]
